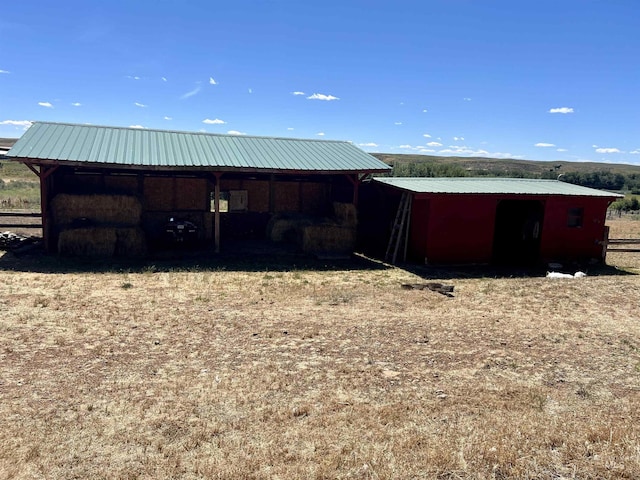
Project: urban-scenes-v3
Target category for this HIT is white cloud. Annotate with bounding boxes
[423,133,431,138]
[134,102,147,108]
[287,127,294,131]
[557,148,568,152]
[307,93,339,101]
[0,120,32,130]
[630,149,640,154]
[535,142,556,147]
[209,77,217,85]
[0,69,10,74]
[399,145,412,149]
[489,152,519,159]
[418,149,436,153]
[439,146,489,156]
[439,147,518,159]
[394,122,402,125]
[358,142,379,147]
[316,132,325,136]
[426,141,442,147]
[129,125,145,129]
[291,91,306,96]
[595,147,621,153]
[227,130,246,135]
[38,102,53,108]
[549,107,574,114]
[126,75,141,80]
[203,118,226,125]
[422,109,428,113]
[164,116,172,120]
[162,77,167,82]
[71,102,82,107]
[180,84,202,99]
[463,97,471,101]
[248,88,252,94]
[453,136,465,141]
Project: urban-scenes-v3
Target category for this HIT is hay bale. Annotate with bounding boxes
[58,227,116,256]
[51,194,142,227]
[115,227,147,257]
[301,224,356,255]
[266,214,314,243]
[333,202,357,226]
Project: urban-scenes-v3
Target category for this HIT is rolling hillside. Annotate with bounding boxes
[373,153,640,177]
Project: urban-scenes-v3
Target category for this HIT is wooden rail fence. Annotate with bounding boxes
[0,211,42,229]
[605,238,640,253]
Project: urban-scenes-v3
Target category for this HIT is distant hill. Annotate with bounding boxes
[0,138,18,149]
[372,153,640,177]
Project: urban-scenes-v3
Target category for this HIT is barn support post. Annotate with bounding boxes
[25,163,58,252]
[213,172,222,253]
[344,174,359,206]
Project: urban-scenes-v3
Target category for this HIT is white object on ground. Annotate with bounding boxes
[546,271,587,279]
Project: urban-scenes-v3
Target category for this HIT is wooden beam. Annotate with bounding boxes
[344,174,359,206]
[214,173,222,253]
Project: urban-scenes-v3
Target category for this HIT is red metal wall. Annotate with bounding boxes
[407,193,612,265]
[538,196,610,263]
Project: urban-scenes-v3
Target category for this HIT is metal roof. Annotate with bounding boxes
[374,177,623,198]
[7,122,391,174]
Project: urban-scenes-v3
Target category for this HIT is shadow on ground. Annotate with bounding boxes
[402,261,636,280]
[0,245,391,275]
[0,240,636,278]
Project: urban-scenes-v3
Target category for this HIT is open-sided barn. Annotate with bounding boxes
[359,177,622,266]
[6,122,391,255]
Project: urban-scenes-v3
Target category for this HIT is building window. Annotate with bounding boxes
[210,191,229,213]
[210,190,248,212]
[567,207,583,228]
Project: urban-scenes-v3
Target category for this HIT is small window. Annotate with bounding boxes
[210,190,248,212]
[210,191,229,212]
[567,207,583,228]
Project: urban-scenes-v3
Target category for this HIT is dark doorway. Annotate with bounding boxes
[493,200,544,265]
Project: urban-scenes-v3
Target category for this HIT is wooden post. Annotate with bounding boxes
[25,163,57,252]
[344,174,359,206]
[269,174,275,213]
[214,173,221,253]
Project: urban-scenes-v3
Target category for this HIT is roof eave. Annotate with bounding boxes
[9,157,391,175]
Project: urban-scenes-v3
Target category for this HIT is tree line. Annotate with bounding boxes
[390,162,640,194]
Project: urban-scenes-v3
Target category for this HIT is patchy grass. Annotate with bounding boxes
[0,220,638,478]
[0,160,40,209]
[0,179,40,210]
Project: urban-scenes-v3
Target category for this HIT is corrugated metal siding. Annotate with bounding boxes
[375,177,623,198]
[7,122,391,173]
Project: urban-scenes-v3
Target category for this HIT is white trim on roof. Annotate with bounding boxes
[374,177,623,198]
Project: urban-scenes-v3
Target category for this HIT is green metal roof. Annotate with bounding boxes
[375,177,623,198]
[7,122,391,174]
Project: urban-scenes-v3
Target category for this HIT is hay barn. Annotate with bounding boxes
[6,122,390,256]
[359,177,622,266]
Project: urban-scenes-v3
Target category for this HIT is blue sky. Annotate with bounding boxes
[1,0,639,164]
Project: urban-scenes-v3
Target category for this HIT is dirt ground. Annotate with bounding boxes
[0,217,638,479]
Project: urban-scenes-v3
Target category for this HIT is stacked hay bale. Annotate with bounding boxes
[52,194,147,257]
[301,202,358,256]
[266,202,358,256]
[266,213,314,243]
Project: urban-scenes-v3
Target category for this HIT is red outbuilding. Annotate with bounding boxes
[359,177,622,266]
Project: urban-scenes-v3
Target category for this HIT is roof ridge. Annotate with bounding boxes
[28,121,352,145]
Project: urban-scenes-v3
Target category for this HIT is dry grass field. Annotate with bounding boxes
[1,218,639,479]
